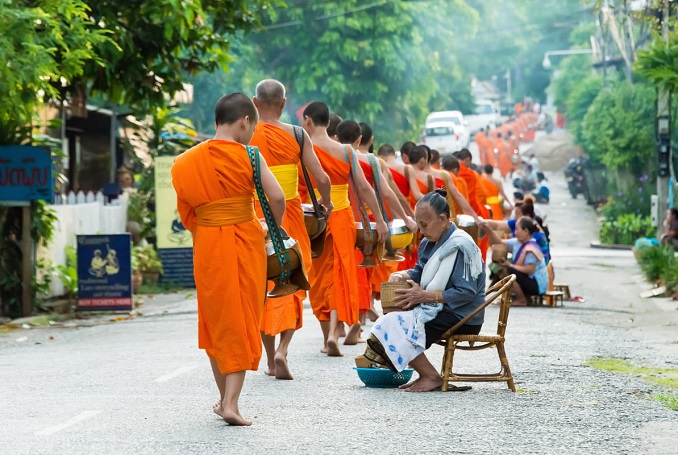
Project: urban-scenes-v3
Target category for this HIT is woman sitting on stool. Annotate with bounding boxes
[483,216,548,306]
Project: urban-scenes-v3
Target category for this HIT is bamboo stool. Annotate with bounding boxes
[437,275,517,392]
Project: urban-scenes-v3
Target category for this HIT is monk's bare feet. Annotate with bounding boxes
[274,352,293,380]
[398,378,420,390]
[344,324,365,345]
[213,401,222,414]
[326,337,343,357]
[367,308,379,322]
[264,364,276,377]
[320,345,328,354]
[404,376,443,392]
[214,403,252,426]
[336,325,347,338]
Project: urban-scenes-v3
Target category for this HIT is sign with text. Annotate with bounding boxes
[77,234,133,311]
[154,156,194,286]
[0,146,54,202]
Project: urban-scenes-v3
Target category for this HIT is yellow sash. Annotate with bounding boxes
[315,184,350,211]
[195,194,255,227]
[486,196,501,204]
[254,164,298,201]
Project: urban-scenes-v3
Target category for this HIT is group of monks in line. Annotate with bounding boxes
[472,112,539,181]
[170,79,538,425]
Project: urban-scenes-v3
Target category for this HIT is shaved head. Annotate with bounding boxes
[255,79,286,105]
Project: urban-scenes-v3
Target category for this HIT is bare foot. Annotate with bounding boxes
[320,345,328,354]
[512,299,528,307]
[326,337,343,357]
[367,308,379,322]
[336,324,347,338]
[404,376,443,392]
[264,365,276,377]
[398,378,420,390]
[214,404,252,426]
[274,352,293,380]
[344,324,365,345]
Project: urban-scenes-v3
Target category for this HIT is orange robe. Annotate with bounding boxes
[457,163,490,259]
[309,146,359,325]
[250,122,309,336]
[481,177,502,221]
[495,138,511,178]
[172,140,266,375]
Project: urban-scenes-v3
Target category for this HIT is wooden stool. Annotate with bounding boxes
[554,284,571,300]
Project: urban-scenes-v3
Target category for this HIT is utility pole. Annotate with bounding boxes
[656,0,672,237]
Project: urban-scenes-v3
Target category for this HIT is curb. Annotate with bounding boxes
[589,241,633,251]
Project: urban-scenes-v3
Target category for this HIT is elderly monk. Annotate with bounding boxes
[337,120,417,341]
[303,102,389,357]
[251,80,333,380]
[172,93,286,426]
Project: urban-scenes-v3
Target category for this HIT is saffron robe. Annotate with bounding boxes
[250,122,310,335]
[172,140,266,375]
[309,146,359,325]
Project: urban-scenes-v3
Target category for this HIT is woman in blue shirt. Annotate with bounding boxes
[484,216,548,306]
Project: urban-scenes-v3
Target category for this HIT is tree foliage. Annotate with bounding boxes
[581,81,656,176]
[0,0,110,144]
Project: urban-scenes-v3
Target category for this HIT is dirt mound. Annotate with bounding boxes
[524,131,580,172]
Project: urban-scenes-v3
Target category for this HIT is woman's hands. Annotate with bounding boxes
[388,272,409,282]
[393,280,436,310]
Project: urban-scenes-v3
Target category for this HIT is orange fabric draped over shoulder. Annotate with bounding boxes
[390,168,410,199]
[481,177,502,221]
[309,146,359,325]
[457,163,490,258]
[172,140,266,375]
[250,122,309,336]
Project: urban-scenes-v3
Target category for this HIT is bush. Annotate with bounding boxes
[638,245,675,283]
[599,213,655,245]
[601,175,655,219]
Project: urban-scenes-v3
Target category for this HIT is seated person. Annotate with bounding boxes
[484,216,548,306]
[360,190,486,392]
[532,172,550,203]
[661,207,678,249]
[484,199,550,263]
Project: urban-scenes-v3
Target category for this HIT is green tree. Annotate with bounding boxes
[581,80,656,177]
[0,0,110,144]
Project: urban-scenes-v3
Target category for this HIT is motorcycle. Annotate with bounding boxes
[564,157,587,199]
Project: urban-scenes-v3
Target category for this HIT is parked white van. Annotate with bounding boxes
[421,121,464,154]
[424,110,470,147]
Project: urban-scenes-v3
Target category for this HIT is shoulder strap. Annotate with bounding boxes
[344,145,374,257]
[427,174,435,193]
[245,145,292,284]
[293,126,323,218]
[440,171,457,218]
[366,153,389,223]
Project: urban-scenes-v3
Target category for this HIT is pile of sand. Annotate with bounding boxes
[524,130,581,172]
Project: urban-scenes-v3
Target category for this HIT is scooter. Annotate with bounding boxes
[564,158,586,199]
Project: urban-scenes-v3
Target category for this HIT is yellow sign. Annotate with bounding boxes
[155,156,192,249]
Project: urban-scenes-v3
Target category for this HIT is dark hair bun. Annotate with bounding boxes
[433,188,447,198]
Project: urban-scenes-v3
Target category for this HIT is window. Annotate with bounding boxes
[474,104,494,115]
[425,127,454,137]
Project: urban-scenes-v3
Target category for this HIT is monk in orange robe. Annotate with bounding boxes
[172,93,286,426]
[302,102,388,357]
[440,154,471,217]
[377,143,421,270]
[494,132,512,179]
[340,121,417,330]
[452,149,491,259]
[482,164,512,220]
[250,80,333,380]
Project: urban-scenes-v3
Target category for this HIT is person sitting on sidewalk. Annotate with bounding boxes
[660,207,678,249]
[532,172,550,204]
[483,216,548,306]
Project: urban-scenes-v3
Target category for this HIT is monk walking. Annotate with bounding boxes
[302,102,388,357]
[251,80,333,380]
[172,93,286,426]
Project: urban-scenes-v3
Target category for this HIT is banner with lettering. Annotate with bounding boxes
[154,156,195,287]
[77,234,133,311]
[0,146,54,202]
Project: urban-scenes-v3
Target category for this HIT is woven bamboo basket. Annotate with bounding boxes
[491,243,510,263]
[380,281,412,313]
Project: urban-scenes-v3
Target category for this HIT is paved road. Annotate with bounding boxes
[1,150,677,454]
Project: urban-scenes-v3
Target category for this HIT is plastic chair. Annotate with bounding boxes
[437,274,517,392]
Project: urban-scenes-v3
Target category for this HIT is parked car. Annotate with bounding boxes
[424,110,470,148]
[464,100,501,134]
[420,121,464,154]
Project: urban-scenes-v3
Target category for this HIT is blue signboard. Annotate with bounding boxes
[77,234,133,312]
[158,248,195,288]
[0,146,54,202]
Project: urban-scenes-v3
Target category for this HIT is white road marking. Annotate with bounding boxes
[34,410,102,435]
[154,365,197,383]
